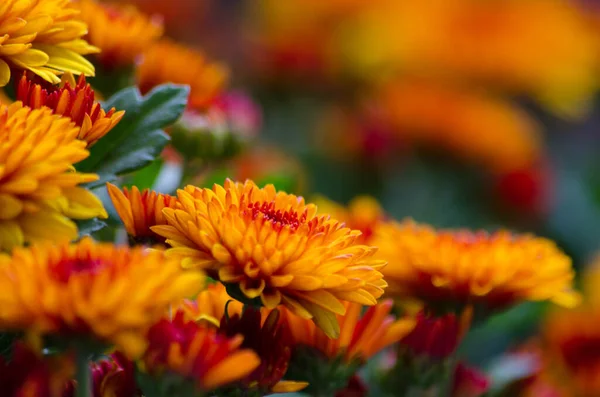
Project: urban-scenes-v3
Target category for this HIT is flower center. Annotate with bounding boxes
[247,201,306,230]
[52,258,106,283]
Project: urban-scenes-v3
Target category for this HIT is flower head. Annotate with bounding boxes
[17,74,124,146]
[106,183,178,246]
[372,219,580,313]
[219,307,308,394]
[0,0,98,86]
[143,310,260,392]
[152,179,387,338]
[282,299,415,364]
[0,238,203,358]
[0,102,107,251]
[75,0,163,68]
[314,195,385,244]
[136,39,229,110]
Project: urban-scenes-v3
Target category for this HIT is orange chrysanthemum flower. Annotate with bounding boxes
[372,219,580,313]
[180,282,243,326]
[136,39,229,109]
[106,183,178,245]
[75,0,163,68]
[144,310,260,392]
[0,238,203,358]
[17,74,124,146]
[0,0,98,86]
[152,179,387,338]
[0,102,107,251]
[282,300,415,364]
[314,195,385,244]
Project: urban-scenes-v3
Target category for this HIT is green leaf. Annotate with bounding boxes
[76,218,107,237]
[77,84,190,188]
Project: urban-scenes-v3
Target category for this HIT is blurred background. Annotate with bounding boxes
[120,0,600,372]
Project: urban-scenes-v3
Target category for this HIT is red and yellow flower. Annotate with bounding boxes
[106,183,178,245]
[17,74,124,146]
[0,0,98,86]
[372,219,580,313]
[219,307,308,394]
[75,0,163,68]
[0,102,107,251]
[0,238,203,358]
[152,179,387,338]
[282,299,415,363]
[143,310,260,392]
[136,39,228,110]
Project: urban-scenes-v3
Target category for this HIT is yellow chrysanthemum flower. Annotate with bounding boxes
[106,183,178,245]
[152,179,387,338]
[0,0,98,86]
[0,102,107,251]
[136,39,229,110]
[75,0,163,68]
[372,219,580,313]
[282,299,415,363]
[0,238,204,358]
[314,195,385,244]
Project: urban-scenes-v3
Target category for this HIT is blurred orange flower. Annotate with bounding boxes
[136,39,229,110]
[76,0,164,68]
[344,0,598,117]
[313,195,385,244]
[378,78,542,172]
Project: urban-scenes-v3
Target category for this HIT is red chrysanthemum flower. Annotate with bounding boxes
[17,74,124,146]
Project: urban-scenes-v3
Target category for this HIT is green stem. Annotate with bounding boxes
[75,349,92,397]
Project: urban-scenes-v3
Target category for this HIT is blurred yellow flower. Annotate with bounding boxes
[0,0,98,86]
[345,0,598,117]
[152,179,387,338]
[378,78,542,172]
[75,0,163,68]
[313,195,385,244]
[281,299,415,363]
[106,183,178,245]
[372,219,580,313]
[136,39,228,110]
[0,102,107,251]
[0,238,204,358]
[17,74,124,146]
